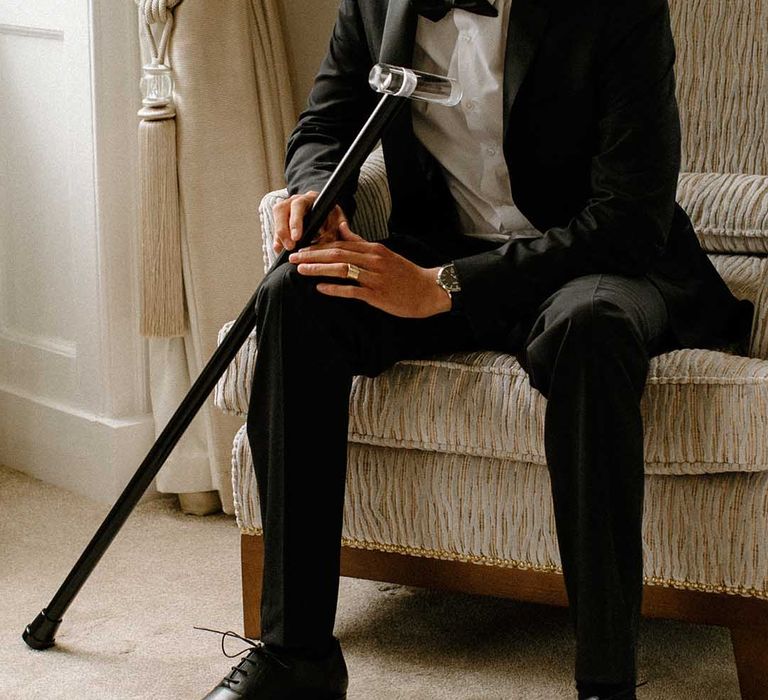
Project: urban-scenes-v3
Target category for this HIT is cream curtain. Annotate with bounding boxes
[143,0,295,514]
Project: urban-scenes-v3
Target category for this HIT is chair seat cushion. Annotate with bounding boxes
[215,329,768,476]
[348,349,768,476]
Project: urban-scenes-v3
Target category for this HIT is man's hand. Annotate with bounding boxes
[272,191,348,254]
[288,222,452,318]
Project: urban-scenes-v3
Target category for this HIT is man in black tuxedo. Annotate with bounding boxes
[202,1,754,699]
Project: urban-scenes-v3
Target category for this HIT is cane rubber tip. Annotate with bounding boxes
[23,609,61,650]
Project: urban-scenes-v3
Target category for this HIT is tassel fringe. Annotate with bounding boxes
[138,117,187,337]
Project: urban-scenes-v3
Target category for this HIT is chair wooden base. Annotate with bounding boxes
[241,533,768,699]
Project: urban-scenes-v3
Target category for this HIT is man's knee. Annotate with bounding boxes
[255,262,322,323]
[257,262,307,305]
[522,277,647,395]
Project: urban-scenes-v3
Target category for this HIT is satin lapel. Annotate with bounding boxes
[379,0,418,67]
[503,0,552,140]
[378,0,419,153]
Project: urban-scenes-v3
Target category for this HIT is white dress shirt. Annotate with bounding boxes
[411,0,539,242]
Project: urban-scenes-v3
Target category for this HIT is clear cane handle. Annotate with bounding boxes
[368,63,462,106]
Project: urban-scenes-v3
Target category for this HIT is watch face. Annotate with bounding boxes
[438,264,461,293]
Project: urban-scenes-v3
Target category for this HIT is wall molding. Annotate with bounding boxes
[0,385,157,504]
[0,325,76,358]
[0,23,64,40]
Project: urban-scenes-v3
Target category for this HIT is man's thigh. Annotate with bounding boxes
[263,232,487,378]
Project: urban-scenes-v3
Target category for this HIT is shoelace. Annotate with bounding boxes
[195,626,292,689]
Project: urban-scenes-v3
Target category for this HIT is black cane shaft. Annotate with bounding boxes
[272,92,406,265]
[24,91,407,651]
[24,286,261,649]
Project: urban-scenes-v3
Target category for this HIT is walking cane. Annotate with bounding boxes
[23,63,462,651]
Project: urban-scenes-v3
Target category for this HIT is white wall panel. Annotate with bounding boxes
[0,31,74,347]
[0,18,82,408]
[0,0,155,503]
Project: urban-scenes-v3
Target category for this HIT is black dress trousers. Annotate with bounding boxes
[245,231,677,685]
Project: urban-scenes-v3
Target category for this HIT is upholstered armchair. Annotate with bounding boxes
[214,1,767,697]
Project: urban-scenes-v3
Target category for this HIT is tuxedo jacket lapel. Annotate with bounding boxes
[502,0,552,141]
[377,0,422,179]
[379,0,417,66]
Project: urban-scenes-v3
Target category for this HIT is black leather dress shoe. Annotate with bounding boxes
[200,633,348,700]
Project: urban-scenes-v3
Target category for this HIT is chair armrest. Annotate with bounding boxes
[259,148,391,273]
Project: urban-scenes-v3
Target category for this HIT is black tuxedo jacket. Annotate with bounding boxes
[284,0,755,353]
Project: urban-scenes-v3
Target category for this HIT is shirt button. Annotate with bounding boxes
[465,100,476,111]
[486,146,497,157]
[460,32,473,42]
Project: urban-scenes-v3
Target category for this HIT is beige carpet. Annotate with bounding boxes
[0,464,740,699]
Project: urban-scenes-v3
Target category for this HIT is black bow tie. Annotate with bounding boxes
[410,0,499,23]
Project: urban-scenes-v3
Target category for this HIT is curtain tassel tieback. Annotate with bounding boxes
[135,0,187,337]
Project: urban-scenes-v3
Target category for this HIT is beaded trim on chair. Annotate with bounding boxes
[239,527,768,600]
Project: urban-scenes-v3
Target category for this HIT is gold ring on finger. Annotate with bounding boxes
[346,263,361,281]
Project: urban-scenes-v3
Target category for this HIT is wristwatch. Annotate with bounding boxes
[436,263,462,299]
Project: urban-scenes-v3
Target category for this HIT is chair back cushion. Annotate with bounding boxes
[670,0,766,176]
[669,0,768,254]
